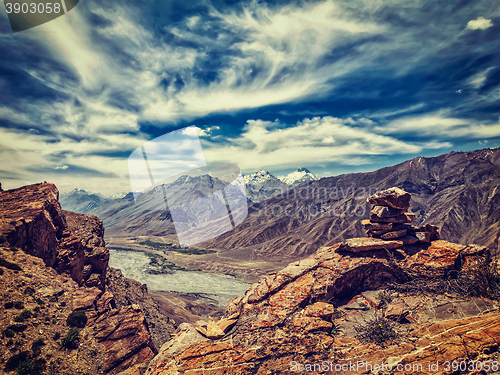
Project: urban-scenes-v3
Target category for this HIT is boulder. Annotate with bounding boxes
[367,187,411,209]
[338,237,404,252]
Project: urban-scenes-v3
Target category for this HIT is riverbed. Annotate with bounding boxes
[108,249,250,307]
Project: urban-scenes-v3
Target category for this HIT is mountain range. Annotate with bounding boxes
[203,148,500,259]
[60,148,500,260]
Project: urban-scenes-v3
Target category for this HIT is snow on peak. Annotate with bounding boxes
[278,168,318,186]
[243,170,277,185]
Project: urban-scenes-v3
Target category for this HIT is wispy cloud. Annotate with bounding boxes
[0,0,498,193]
[201,116,423,170]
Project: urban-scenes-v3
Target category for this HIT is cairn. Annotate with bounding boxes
[362,187,439,244]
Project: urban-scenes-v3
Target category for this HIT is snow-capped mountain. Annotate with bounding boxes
[243,170,289,202]
[278,168,318,186]
[243,170,277,185]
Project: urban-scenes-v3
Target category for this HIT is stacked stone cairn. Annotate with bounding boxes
[339,187,440,253]
[363,186,439,243]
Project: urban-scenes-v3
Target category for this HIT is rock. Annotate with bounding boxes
[64,211,110,290]
[367,187,411,209]
[361,220,393,230]
[370,212,416,223]
[37,286,64,297]
[370,205,407,218]
[384,303,410,322]
[73,287,102,310]
[95,304,157,374]
[144,240,497,375]
[338,237,404,252]
[0,183,66,267]
[400,234,419,245]
[416,231,432,242]
[106,267,176,351]
[381,229,407,240]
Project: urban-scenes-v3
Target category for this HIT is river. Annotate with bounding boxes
[108,249,250,307]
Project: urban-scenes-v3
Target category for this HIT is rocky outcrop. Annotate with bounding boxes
[0,183,166,374]
[64,210,109,289]
[0,183,109,288]
[0,183,66,268]
[72,287,157,374]
[144,239,500,374]
[106,267,176,351]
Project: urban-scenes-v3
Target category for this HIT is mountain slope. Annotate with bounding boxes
[202,148,500,259]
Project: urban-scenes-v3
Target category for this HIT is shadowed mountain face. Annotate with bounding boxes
[60,148,500,258]
[201,148,500,259]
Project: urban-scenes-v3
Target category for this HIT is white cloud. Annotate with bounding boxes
[466,17,493,30]
[55,166,68,170]
[201,116,422,170]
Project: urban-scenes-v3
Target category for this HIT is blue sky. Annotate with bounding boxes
[0,0,499,195]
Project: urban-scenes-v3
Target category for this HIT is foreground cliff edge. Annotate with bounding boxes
[1,183,499,375]
[0,183,175,374]
[142,188,500,375]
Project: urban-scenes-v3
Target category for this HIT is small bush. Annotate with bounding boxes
[0,268,3,275]
[5,301,14,309]
[14,301,24,309]
[14,309,31,322]
[7,324,27,333]
[377,290,394,308]
[5,328,15,338]
[35,298,44,305]
[4,351,45,374]
[5,351,29,371]
[0,257,22,271]
[354,314,398,347]
[53,332,61,340]
[60,328,79,350]
[66,311,87,328]
[31,338,45,354]
[34,306,40,312]
[457,258,500,300]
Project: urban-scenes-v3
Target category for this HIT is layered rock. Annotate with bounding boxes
[64,210,109,289]
[106,267,176,351]
[0,245,156,375]
[143,239,500,374]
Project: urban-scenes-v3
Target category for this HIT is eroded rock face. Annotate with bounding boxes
[144,240,500,374]
[64,210,109,289]
[106,267,176,351]
[0,183,66,267]
[0,184,110,288]
[0,183,159,374]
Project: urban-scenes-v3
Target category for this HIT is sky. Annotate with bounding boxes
[0,0,499,196]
